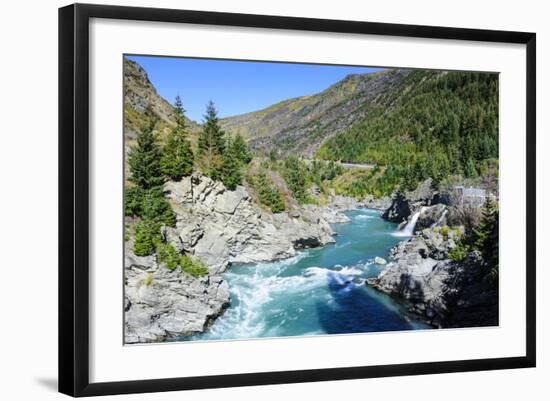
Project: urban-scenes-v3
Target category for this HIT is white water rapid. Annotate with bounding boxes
[430,209,448,228]
[394,207,426,237]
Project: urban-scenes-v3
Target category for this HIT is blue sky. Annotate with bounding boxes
[127,55,383,122]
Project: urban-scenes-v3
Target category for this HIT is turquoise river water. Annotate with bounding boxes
[192,208,431,341]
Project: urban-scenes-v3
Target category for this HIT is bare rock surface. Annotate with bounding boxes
[363,195,392,211]
[124,245,230,344]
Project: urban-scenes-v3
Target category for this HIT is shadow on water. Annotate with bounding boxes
[316,272,414,334]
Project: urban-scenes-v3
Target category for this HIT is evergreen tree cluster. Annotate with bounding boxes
[309,160,344,190]
[126,98,253,257]
[316,71,499,195]
[248,169,285,213]
[448,198,499,284]
[198,101,252,190]
[125,112,176,256]
[126,99,194,256]
[473,198,499,280]
[125,186,175,227]
[127,116,165,190]
[160,96,194,180]
[282,156,309,204]
[132,219,162,256]
[198,101,225,180]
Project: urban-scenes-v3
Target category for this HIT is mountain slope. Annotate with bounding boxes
[317,70,499,194]
[124,57,199,144]
[220,69,411,156]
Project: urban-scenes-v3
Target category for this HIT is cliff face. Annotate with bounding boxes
[163,174,336,274]
[220,69,411,157]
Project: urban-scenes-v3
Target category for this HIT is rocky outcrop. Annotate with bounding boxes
[124,246,230,343]
[383,178,451,233]
[302,195,365,224]
[382,192,411,223]
[414,204,448,232]
[382,179,437,225]
[366,228,498,328]
[304,204,350,224]
[363,195,392,211]
[374,256,387,265]
[329,195,363,211]
[163,174,335,274]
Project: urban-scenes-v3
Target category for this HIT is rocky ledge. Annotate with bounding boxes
[366,227,498,328]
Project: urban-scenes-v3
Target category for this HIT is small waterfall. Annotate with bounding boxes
[430,209,448,228]
[395,207,425,237]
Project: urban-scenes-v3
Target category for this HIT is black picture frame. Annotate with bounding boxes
[59,3,536,397]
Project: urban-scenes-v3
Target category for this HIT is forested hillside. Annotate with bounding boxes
[316,71,499,195]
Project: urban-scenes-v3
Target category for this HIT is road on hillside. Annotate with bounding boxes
[340,162,376,169]
[303,159,376,169]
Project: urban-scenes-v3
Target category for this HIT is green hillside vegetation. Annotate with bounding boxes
[447,198,499,284]
[317,71,499,196]
[248,157,346,206]
[247,168,286,213]
[331,166,384,198]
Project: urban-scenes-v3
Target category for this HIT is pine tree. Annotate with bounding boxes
[269,149,277,163]
[160,96,194,180]
[173,95,186,129]
[198,101,225,178]
[231,134,252,164]
[220,138,242,190]
[253,169,285,213]
[283,156,308,204]
[474,197,499,267]
[128,117,164,190]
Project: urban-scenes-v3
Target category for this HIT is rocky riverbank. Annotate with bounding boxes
[125,174,352,343]
[366,227,498,328]
[368,183,498,328]
[124,245,230,343]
